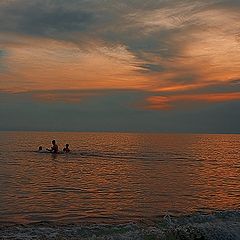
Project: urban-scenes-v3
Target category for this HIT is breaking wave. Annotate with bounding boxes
[1,210,240,240]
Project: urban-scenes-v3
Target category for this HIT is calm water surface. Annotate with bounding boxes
[0,132,239,224]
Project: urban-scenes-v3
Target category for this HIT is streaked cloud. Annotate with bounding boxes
[0,34,149,92]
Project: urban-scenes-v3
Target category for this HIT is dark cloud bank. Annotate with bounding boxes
[0,91,240,133]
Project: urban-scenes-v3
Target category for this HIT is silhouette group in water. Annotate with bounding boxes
[38,140,70,154]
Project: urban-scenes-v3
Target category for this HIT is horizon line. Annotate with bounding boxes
[0,129,239,135]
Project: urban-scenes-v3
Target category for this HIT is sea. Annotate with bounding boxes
[0,131,239,239]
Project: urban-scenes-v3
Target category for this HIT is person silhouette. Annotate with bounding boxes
[63,144,70,153]
[47,140,58,153]
[37,146,45,153]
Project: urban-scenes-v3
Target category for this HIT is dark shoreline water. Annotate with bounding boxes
[1,210,240,240]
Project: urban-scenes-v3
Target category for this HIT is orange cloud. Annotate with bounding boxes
[0,34,149,93]
[130,6,240,94]
[0,5,239,111]
[146,92,240,110]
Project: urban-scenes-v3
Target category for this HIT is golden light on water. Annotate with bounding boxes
[1,132,239,223]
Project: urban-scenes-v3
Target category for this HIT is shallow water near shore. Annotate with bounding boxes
[0,132,239,227]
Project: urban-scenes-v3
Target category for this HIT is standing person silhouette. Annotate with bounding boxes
[47,140,58,153]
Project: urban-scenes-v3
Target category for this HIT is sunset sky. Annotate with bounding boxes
[0,0,240,132]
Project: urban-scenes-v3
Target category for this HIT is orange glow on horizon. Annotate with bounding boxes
[146,92,240,110]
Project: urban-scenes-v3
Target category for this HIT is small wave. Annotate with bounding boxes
[32,150,144,160]
[1,210,239,239]
[9,149,203,162]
